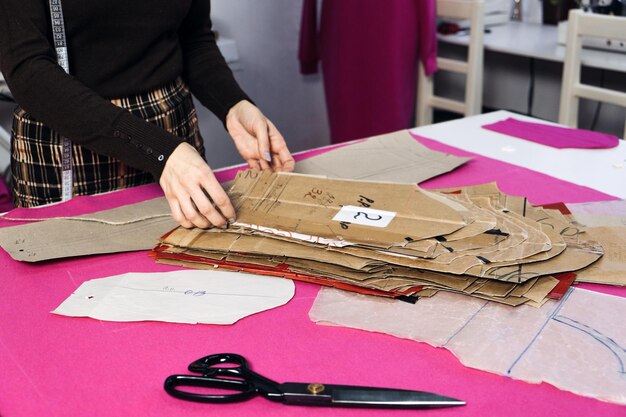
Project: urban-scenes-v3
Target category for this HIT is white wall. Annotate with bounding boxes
[200,0,330,169]
[0,100,12,175]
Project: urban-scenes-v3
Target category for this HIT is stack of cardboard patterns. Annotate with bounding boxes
[152,170,604,307]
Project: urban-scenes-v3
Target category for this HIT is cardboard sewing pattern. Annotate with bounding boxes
[0,197,176,262]
[572,226,626,286]
[565,200,626,286]
[152,172,603,307]
[294,129,470,183]
[228,170,467,247]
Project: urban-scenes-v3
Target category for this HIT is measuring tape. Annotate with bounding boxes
[48,0,73,201]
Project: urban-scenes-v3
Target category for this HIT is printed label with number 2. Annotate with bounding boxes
[332,205,396,228]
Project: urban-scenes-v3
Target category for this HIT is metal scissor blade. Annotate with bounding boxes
[332,387,465,408]
[279,383,465,409]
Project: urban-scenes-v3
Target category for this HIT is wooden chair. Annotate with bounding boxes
[559,9,626,138]
[416,0,485,126]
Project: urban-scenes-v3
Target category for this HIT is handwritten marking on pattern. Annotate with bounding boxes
[304,188,336,207]
[162,286,207,297]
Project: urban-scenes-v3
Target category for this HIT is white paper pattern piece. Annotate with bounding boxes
[568,200,626,227]
[309,287,626,405]
[53,270,295,325]
[332,206,396,228]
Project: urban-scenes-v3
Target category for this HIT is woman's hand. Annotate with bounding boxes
[226,100,295,172]
[159,142,235,229]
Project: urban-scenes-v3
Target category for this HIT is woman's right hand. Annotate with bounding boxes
[159,142,236,229]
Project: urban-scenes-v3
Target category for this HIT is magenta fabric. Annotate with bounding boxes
[298,0,320,74]
[1,138,625,417]
[482,117,620,149]
[299,0,437,144]
[0,176,11,213]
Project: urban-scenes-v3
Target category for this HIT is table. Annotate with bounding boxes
[413,110,626,199]
[440,21,626,72]
[438,21,626,136]
[1,112,625,417]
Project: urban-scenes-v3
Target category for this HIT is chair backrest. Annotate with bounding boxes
[559,9,626,139]
[416,0,485,126]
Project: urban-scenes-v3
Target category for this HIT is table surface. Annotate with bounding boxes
[412,110,626,199]
[1,112,626,417]
[440,21,626,72]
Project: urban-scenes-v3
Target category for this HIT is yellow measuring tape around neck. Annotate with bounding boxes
[48,0,73,201]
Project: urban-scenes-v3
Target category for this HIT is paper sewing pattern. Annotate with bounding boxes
[309,287,626,405]
[53,270,295,325]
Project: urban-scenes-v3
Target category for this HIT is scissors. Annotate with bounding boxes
[164,353,465,409]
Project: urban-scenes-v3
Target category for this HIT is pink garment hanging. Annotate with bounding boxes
[299,0,437,144]
[0,176,11,213]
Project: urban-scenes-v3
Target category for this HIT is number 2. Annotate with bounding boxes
[353,212,383,221]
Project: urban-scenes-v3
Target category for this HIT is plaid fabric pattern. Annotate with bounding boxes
[11,78,204,208]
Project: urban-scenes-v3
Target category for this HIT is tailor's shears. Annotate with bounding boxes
[164,353,465,409]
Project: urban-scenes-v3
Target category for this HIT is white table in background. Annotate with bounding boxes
[412,110,626,199]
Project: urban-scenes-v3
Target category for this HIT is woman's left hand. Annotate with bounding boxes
[226,100,295,172]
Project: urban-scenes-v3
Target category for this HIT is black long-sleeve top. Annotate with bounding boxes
[0,0,249,179]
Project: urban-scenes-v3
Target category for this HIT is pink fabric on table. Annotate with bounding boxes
[412,133,619,205]
[482,117,620,149]
[299,0,437,144]
[1,138,626,417]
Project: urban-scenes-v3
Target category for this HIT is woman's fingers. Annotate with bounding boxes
[179,193,212,229]
[159,142,236,229]
[227,101,296,173]
[252,121,272,171]
[267,120,294,172]
[165,196,194,229]
[246,158,262,171]
[198,176,237,225]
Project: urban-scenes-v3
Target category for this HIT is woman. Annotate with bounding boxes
[0,0,294,228]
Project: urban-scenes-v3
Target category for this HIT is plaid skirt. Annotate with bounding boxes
[11,78,205,208]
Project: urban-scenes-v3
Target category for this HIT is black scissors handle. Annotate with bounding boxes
[164,353,283,403]
[188,352,248,374]
[164,374,256,403]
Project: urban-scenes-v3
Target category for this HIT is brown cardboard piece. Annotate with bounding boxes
[294,129,470,183]
[573,226,626,286]
[229,170,467,247]
[0,197,176,262]
[158,223,564,307]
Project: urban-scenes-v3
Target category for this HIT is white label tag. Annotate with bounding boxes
[332,206,396,228]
